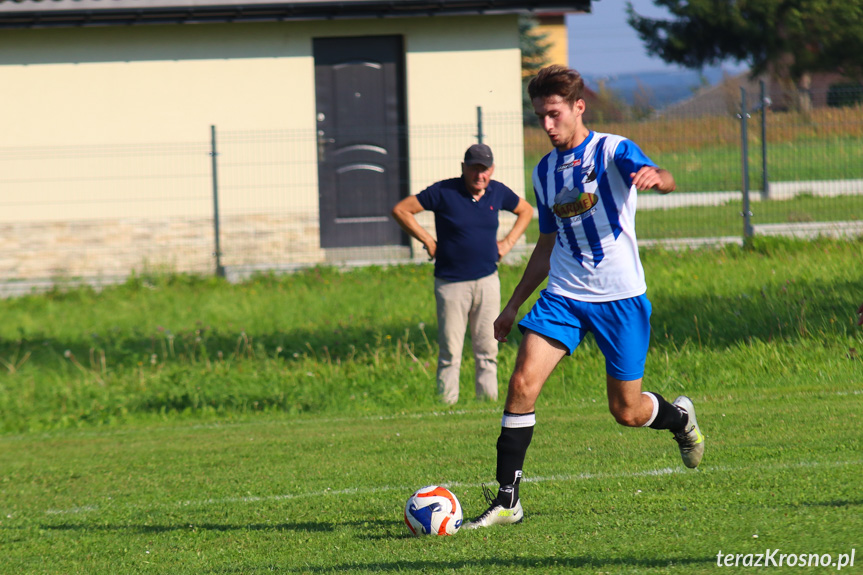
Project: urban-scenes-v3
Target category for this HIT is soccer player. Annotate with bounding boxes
[392,144,533,404]
[465,65,705,529]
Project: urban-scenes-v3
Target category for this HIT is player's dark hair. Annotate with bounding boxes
[527,65,585,105]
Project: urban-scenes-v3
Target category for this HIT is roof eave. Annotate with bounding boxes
[0,1,591,30]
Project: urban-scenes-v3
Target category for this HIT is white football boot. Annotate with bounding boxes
[672,395,705,468]
[464,484,524,529]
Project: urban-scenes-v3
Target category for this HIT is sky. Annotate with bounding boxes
[566,0,748,78]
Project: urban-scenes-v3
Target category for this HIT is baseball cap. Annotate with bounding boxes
[463,143,494,167]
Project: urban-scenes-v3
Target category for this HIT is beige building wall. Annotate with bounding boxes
[0,15,525,279]
[402,16,524,200]
[535,14,569,69]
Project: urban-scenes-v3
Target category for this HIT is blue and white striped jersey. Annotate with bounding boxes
[532,130,656,302]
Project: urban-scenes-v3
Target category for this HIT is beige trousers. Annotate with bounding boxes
[434,271,500,404]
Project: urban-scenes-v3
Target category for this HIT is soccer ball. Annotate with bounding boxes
[404,485,463,536]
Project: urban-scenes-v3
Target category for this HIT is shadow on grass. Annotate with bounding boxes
[38,518,395,534]
[24,518,721,572]
[649,276,861,348]
[799,499,863,508]
[35,519,717,572]
[0,319,438,375]
[219,555,718,573]
[2,239,860,374]
[2,275,858,372]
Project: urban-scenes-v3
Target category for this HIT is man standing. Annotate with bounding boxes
[465,65,705,528]
[391,144,533,405]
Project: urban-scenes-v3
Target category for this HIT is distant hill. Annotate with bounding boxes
[583,66,746,110]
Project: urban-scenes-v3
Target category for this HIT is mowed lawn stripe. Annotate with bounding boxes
[2,385,860,573]
[2,384,859,517]
[36,458,862,519]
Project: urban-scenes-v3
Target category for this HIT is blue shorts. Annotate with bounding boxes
[518,290,652,380]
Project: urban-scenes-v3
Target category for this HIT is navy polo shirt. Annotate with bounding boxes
[416,177,520,282]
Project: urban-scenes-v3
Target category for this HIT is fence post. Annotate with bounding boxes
[476,106,484,144]
[739,88,754,240]
[760,79,770,200]
[210,125,226,278]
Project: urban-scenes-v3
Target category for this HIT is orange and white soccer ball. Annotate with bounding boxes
[404,485,463,536]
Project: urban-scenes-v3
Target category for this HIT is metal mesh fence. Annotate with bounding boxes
[584,82,863,246]
[0,141,213,287]
[1,84,861,292]
[213,128,319,273]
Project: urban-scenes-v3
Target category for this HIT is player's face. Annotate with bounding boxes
[462,162,494,194]
[532,95,586,151]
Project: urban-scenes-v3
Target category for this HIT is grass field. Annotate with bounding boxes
[525,136,863,197]
[522,104,863,197]
[655,136,863,193]
[1,238,862,574]
[525,193,863,243]
[652,138,863,196]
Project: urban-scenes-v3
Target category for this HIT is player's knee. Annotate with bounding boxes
[610,405,643,427]
[507,370,531,395]
[505,370,537,409]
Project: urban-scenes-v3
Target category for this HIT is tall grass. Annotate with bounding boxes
[526,104,863,155]
[523,104,863,196]
[0,237,860,433]
[0,266,440,430]
[525,194,863,242]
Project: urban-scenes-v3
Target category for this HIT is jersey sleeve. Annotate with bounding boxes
[612,139,656,188]
[415,182,440,211]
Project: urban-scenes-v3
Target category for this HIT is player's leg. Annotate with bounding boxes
[502,330,567,413]
[434,278,471,404]
[468,271,500,401]
[593,294,704,467]
[605,376,703,467]
[466,291,583,529]
[606,375,682,429]
[605,376,654,427]
[465,330,569,529]
[499,330,567,495]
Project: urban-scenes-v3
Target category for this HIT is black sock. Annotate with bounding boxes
[496,411,535,507]
[645,392,687,432]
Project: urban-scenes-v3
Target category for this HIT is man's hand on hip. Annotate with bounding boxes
[423,240,436,260]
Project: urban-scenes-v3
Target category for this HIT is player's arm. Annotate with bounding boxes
[630,166,676,194]
[494,231,556,342]
[614,139,676,195]
[497,198,534,258]
[391,195,436,259]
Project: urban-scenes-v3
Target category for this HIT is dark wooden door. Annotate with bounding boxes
[314,36,406,248]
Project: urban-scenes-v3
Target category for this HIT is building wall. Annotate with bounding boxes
[0,16,524,280]
[535,14,568,69]
[0,17,522,142]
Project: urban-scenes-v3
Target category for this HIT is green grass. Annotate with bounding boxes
[0,267,443,431]
[524,136,863,198]
[1,238,862,573]
[652,136,863,194]
[1,390,860,574]
[525,194,863,242]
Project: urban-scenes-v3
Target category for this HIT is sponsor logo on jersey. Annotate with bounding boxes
[552,186,598,219]
[555,158,582,172]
